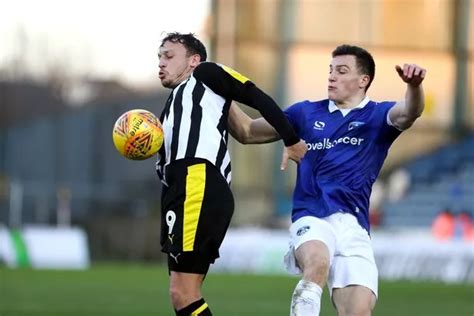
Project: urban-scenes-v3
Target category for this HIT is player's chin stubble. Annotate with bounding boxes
[161,79,175,89]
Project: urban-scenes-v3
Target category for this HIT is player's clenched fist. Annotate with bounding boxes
[395,64,426,87]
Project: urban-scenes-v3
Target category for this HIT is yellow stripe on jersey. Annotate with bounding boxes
[221,65,250,84]
[183,163,206,251]
[191,303,209,315]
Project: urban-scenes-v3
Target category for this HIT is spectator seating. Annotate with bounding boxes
[383,134,474,228]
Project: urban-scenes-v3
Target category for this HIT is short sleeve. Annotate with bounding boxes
[378,101,402,143]
[284,101,307,135]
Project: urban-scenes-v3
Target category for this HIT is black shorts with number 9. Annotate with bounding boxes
[160,158,234,274]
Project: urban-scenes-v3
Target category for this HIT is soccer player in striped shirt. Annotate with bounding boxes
[156,32,307,316]
[229,44,426,316]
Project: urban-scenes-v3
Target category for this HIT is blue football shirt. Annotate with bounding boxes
[284,97,401,232]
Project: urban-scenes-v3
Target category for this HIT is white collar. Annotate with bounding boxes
[328,96,370,117]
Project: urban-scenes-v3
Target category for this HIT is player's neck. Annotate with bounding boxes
[172,65,195,88]
[176,72,193,86]
[335,94,366,109]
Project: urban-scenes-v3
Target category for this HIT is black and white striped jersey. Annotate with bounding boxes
[156,62,299,186]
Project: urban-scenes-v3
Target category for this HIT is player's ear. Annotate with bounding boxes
[189,54,201,68]
[360,74,370,89]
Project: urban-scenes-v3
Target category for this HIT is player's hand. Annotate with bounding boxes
[281,140,307,170]
[395,64,426,87]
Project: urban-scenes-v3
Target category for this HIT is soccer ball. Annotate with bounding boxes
[112,109,164,160]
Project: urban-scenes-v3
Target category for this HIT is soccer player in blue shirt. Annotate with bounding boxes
[228,44,426,316]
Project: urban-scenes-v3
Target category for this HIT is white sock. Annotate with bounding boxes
[290,279,323,316]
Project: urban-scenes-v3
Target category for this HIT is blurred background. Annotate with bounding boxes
[0,0,473,283]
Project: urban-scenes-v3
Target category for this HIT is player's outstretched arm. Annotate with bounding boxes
[389,63,427,130]
[228,103,281,144]
[228,103,307,169]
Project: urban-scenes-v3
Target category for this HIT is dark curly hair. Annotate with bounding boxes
[160,32,207,62]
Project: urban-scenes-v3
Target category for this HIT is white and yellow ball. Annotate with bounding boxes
[112,109,163,160]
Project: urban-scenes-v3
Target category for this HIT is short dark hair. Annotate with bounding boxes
[161,32,207,62]
[332,44,375,90]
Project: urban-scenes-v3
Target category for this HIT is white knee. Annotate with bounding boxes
[290,280,323,316]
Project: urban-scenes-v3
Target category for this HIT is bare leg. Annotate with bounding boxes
[332,285,376,316]
[290,240,330,316]
[169,271,206,310]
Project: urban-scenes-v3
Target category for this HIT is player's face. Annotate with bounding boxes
[328,55,368,104]
[158,41,197,88]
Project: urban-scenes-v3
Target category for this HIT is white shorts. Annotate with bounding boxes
[284,213,378,297]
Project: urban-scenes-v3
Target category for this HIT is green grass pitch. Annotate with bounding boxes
[1,264,473,315]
